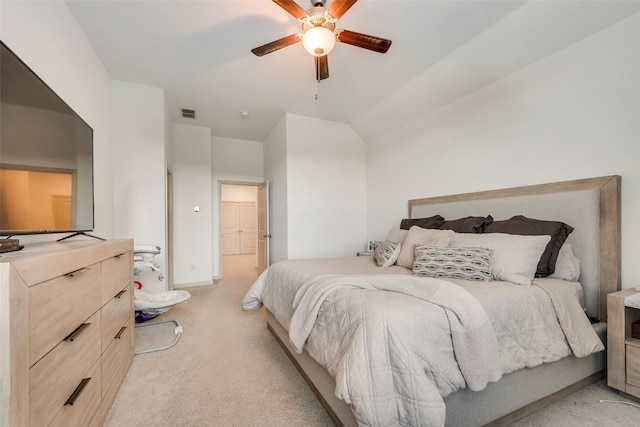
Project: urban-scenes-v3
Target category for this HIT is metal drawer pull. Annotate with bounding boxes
[65,267,90,278]
[64,378,91,406]
[64,323,90,342]
[115,326,127,339]
[114,289,127,299]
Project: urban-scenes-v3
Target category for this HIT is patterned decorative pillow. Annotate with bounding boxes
[412,245,493,281]
[374,240,401,267]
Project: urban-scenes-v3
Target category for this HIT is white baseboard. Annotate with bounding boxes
[173,280,214,289]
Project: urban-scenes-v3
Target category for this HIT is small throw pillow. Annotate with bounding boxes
[450,232,551,285]
[412,245,492,281]
[550,243,581,282]
[396,226,454,268]
[374,240,401,267]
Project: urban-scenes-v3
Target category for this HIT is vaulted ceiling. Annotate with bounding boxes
[67,0,640,142]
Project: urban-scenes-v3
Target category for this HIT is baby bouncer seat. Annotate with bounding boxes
[133,244,190,354]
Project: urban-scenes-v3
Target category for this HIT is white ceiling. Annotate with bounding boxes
[66,0,640,142]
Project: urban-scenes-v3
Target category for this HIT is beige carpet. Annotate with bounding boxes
[105,254,640,426]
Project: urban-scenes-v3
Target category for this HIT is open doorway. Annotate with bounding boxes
[220,183,259,279]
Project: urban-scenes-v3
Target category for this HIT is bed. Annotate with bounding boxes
[242,175,621,426]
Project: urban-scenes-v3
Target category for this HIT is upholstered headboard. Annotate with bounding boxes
[408,176,621,321]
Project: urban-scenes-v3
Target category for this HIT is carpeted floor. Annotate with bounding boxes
[104,254,640,426]
[105,254,332,426]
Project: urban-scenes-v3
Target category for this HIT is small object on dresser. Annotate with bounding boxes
[357,251,374,256]
[625,292,640,309]
[0,238,20,253]
[632,320,640,339]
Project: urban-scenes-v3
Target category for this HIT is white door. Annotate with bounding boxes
[222,201,257,255]
[222,202,240,255]
[257,181,270,273]
[239,202,257,254]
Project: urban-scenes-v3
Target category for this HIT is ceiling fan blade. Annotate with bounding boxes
[327,0,359,19]
[251,34,301,57]
[336,29,392,54]
[273,0,308,20]
[315,55,329,81]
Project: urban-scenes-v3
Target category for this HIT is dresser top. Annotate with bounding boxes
[0,239,133,286]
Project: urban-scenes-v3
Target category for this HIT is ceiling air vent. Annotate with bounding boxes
[181,108,196,119]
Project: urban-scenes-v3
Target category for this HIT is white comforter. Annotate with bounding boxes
[242,258,604,427]
[291,274,502,427]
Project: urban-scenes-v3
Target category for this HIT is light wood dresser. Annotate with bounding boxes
[0,239,134,427]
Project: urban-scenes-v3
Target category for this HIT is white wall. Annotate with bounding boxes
[366,13,640,288]
[111,80,168,281]
[263,114,367,263]
[286,114,367,258]
[171,123,213,287]
[0,0,113,241]
[211,136,264,277]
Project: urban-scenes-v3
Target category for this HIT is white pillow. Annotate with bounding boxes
[450,232,551,285]
[396,226,454,268]
[374,239,402,268]
[385,227,409,244]
[550,243,581,282]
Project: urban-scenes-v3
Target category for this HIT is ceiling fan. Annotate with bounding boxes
[251,0,392,81]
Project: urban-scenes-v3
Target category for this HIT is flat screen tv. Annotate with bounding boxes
[0,41,94,237]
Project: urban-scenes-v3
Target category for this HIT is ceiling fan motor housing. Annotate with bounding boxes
[302,4,336,31]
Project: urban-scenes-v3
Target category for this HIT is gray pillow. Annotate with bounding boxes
[400,215,444,230]
[440,215,493,233]
[412,245,492,281]
[396,227,454,268]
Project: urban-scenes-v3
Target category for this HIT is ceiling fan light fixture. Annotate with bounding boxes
[302,26,336,57]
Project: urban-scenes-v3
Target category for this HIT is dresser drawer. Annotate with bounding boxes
[47,360,101,427]
[29,263,102,366]
[102,284,133,352]
[29,311,101,427]
[627,344,640,387]
[102,320,133,398]
[102,252,132,306]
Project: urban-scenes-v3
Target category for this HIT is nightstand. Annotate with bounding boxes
[607,289,640,399]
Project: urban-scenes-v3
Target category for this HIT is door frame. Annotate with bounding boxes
[166,167,174,289]
[217,180,263,279]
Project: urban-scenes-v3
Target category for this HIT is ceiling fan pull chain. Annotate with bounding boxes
[315,62,319,100]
